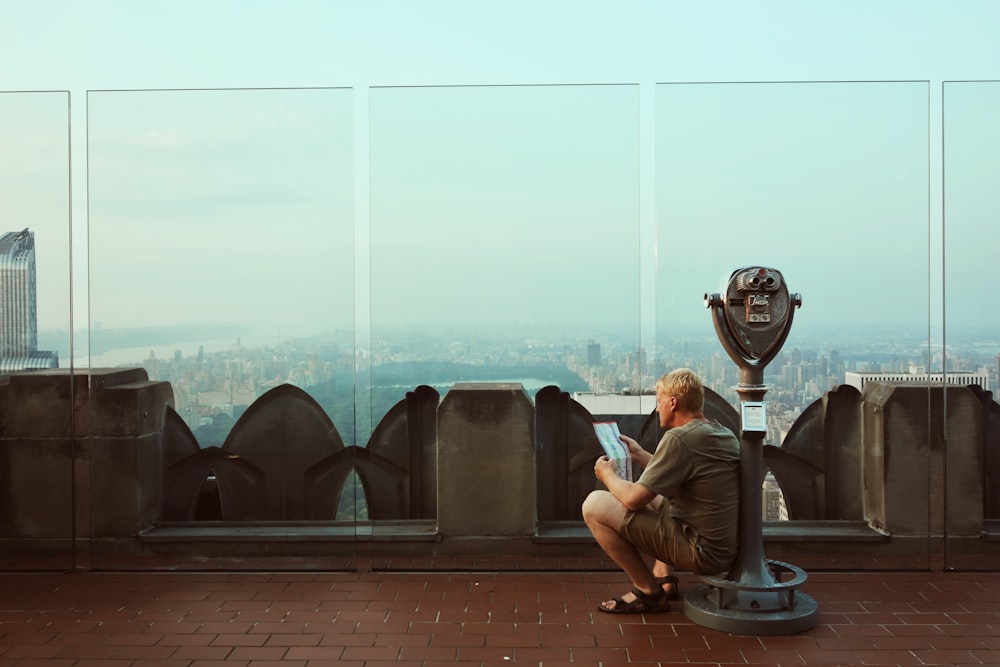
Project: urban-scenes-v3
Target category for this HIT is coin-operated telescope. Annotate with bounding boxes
[705,266,801,369]
[684,267,818,635]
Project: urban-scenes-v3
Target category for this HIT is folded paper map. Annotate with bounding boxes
[593,421,632,480]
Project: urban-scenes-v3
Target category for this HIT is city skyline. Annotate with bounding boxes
[110,320,1000,449]
[6,213,992,450]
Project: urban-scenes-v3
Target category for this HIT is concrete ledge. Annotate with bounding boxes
[763,520,889,542]
[142,520,442,542]
[5,521,997,572]
[534,521,597,543]
[982,520,1000,541]
[536,520,889,543]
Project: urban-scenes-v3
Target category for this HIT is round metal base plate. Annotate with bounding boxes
[683,584,819,636]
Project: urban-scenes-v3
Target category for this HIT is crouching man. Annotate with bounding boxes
[583,368,741,613]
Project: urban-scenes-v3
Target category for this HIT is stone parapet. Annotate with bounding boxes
[0,369,173,555]
[0,372,997,572]
[436,382,536,537]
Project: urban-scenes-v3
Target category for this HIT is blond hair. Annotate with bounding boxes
[655,368,705,413]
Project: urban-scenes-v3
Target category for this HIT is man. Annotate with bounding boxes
[582,368,741,614]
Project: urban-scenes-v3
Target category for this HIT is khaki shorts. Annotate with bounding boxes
[620,504,709,573]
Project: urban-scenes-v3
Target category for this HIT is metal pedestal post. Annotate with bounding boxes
[683,370,818,634]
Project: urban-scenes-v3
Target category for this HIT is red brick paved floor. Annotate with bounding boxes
[0,570,998,666]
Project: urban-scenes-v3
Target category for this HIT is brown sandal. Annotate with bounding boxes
[598,587,671,614]
[656,575,682,600]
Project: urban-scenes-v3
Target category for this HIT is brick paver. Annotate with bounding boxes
[0,571,997,665]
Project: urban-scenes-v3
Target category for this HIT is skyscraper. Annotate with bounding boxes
[586,341,601,367]
[0,229,58,372]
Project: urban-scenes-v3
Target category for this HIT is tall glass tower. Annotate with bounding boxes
[0,229,58,372]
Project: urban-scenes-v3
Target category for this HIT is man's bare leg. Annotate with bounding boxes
[637,496,678,597]
[582,490,660,610]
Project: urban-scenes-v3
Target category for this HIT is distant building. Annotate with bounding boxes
[586,341,601,367]
[573,392,656,416]
[845,366,989,392]
[762,472,789,521]
[0,229,58,373]
[572,391,656,439]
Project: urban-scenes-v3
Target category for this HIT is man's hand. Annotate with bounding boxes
[619,434,652,468]
[594,455,617,484]
[594,453,656,511]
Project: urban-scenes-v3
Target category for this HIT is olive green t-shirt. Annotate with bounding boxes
[636,419,741,568]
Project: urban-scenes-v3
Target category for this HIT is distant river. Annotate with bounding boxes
[68,336,273,368]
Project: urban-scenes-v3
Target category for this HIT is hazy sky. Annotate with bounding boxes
[1,2,998,352]
[5,2,1000,88]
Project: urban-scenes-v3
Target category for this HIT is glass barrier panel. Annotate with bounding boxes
[942,80,1000,569]
[655,82,931,568]
[0,91,73,569]
[368,84,641,564]
[86,88,356,568]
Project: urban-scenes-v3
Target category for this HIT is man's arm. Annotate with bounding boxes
[595,457,656,510]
